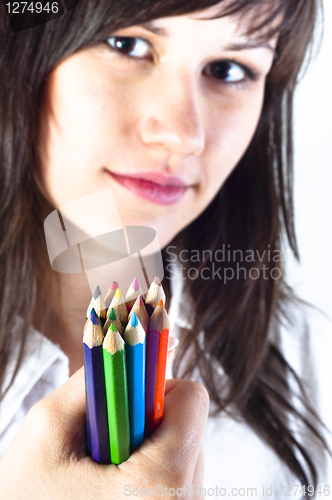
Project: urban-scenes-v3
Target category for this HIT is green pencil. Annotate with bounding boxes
[103,323,130,464]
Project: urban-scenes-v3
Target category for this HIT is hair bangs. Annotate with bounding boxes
[51,0,306,56]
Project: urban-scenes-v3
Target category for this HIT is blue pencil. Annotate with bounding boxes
[83,310,110,464]
[123,312,146,451]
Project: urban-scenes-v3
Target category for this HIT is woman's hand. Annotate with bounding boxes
[0,367,209,500]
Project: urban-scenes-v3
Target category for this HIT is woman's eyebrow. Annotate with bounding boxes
[225,40,276,54]
[139,21,167,36]
[139,21,276,55]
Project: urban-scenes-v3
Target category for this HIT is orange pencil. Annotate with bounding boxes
[145,299,170,436]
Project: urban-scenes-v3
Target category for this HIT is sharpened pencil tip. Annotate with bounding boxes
[153,276,161,286]
[132,277,140,291]
[104,326,124,353]
[157,299,163,307]
[111,281,118,290]
[131,312,138,327]
[114,287,122,299]
[136,295,144,306]
[90,308,99,325]
[109,308,117,321]
[93,285,101,299]
[110,323,118,332]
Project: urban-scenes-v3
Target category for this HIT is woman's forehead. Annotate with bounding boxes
[128,3,282,50]
[126,0,284,43]
[188,0,285,39]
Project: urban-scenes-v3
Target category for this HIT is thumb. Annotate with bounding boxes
[131,379,209,483]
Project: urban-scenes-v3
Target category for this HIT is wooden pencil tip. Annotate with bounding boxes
[111,281,118,290]
[114,287,122,299]
[153,276,161,286]
[93,285,101,299]
[132,276,140,291]
[104,325,124,353]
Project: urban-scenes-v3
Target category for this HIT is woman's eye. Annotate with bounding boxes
[107,36,150,59]
[204,60,254,84]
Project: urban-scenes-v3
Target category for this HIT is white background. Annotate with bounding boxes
[286,0,332,319]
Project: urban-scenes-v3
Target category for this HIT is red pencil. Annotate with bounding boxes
[145,299,170,436]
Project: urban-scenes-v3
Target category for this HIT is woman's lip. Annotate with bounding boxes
[110,170,189,187]
[106,171,189,205]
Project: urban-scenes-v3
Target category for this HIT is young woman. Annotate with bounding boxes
[0,0,331,497]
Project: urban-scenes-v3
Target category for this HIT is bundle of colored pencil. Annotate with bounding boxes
[83,276,170,465]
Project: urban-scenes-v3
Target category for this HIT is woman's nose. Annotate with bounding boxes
[137,75,205,157]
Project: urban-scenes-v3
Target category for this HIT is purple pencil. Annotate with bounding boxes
[83,311,111,464]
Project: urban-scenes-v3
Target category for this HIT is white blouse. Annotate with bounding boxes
[0,266,331,499]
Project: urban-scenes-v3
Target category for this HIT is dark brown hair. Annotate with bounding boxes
[0,0,329,493]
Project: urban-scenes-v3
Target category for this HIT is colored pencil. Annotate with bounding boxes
[128,295,149,334]
[124,312,146,451]
[83,310,100,454]
[145,276,166,317]
[104,280,119,309]
[103,307,124,336]
[145,299,170,436]
[83,311,110,464]
[103,324,130,464]
[87,285,107,320]
[86,295,94,319]
[125,277,143,311]
[84,308,102,333]
[108,287,128,327]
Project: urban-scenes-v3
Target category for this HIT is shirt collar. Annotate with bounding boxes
[0,316,69,435]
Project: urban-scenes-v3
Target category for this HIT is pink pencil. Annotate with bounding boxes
[104,281,119,309]
[125,277,143,311]
[128,295,149,334]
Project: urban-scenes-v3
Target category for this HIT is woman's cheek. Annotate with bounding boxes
[200,88,265,195]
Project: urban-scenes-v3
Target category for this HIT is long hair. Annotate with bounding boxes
[0,0,328,492]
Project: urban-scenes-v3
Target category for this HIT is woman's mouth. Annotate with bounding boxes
[105,170,190,205]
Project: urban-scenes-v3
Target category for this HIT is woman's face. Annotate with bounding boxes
[38,5,277,248]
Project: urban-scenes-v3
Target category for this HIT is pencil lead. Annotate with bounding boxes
[90,308,98,320]
[111,281,118,290]
[114,287,123,299]
[93,285,101,300]
[110,322,118,333]
[132,277,140,291]
[157,299,163,307]
[153,276,161,286]
[89,309,100,326]
[108,308,117,321]
[136,295,144,306]
[131,312,138,327]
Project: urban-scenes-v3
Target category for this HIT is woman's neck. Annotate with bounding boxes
[37,271,92,376]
